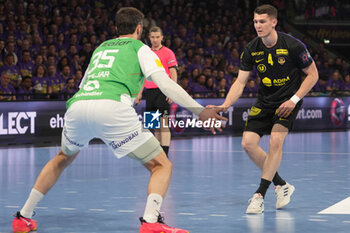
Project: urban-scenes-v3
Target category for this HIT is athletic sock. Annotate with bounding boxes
[272,172,286,186]
[255,178,271,198]
[20,188,44,218]
[143,193,163,223]
[161,146,169,157]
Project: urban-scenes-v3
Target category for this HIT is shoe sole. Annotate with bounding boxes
[246,205,264,214]
[276,185,295,209]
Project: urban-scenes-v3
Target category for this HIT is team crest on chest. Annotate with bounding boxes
[257,64,266,73]
[278,57,286,65]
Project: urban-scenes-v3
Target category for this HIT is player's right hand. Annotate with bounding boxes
[199,107,228,135]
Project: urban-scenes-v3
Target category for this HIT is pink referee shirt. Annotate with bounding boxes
[144,46,178,89]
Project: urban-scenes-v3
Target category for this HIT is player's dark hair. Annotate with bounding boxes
[115,7,144,35]
[254,4,278,19]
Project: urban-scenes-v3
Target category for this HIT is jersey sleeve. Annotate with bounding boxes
[291,42,313,69]
[167,49,178,69]
[239,46,254,71]
[137,45,165,80]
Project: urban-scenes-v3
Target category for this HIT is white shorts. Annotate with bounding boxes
[61,99,154,159]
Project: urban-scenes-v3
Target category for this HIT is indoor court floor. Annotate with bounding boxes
[1,131,350,233]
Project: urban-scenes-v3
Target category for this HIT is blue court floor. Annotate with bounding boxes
[1,131,350,233]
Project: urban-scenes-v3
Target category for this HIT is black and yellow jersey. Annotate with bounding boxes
[240,32,313,108]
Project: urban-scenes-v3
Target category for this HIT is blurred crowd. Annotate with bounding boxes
[0,0,349,101]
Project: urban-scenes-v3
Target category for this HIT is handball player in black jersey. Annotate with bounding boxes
[208,4,318,214]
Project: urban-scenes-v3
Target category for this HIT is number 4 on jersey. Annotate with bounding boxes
[268,53,274,66]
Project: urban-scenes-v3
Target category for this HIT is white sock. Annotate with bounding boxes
[143,193,163,223]
[20,188,44,218]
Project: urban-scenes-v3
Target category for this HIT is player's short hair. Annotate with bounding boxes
[149,26,163,35]
[115,7,144,36]
[254,4,278,19]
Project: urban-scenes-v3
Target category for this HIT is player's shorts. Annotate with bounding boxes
[145,88,170,116]
[61,99,162,163]
[244,100,302,137]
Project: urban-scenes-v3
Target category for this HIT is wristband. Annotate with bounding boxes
[290,95,300,104]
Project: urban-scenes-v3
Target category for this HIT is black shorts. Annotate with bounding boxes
[145,88,170,116]
[244,100,302,137]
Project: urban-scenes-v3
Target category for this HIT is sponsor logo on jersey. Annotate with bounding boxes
[101,40,131,47]
[248,106,262,116]
[262,77,272,87]
[276,49,288,55]
[251,51,264,56]
[299,50,312,64]
[278,57,286,65]
[273,76,290,86]
[255,58,264,63]
[257,64,267,73]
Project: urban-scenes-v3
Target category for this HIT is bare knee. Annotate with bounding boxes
[52,150,78,170]
[269,135,284,152]
[145,152,172,173]
[241,137,257,153]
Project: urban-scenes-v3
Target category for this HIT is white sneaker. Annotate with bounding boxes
[246,193,264,214]
[275,182,295,209]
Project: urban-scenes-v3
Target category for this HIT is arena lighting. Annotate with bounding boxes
[323,38,330,44]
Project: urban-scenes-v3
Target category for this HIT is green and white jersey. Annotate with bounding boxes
[66,37,165,109]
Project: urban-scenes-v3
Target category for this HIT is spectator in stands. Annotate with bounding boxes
[32,64,51,99]
[18,50,34,78]
[216,78,228,98]
[343,74,350,89]
[17,76,33,101]
[192,74,209,98]
[179,76,191,95]
[4,41,18,65]
[206,77,216,97]
[0,72,16,101]
[73,69,83,89]
[312,74,328,94]
[34,54,45,67]
[61,65,73,83]
[47,64,63,99]
[326,69,344,94]
[0,53,21,89]
[243,79,258,97]
[0,39,5,66]
[60,78,78,100]
[58,56,71,72]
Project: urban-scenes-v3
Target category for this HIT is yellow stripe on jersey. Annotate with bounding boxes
[155,59,164,68]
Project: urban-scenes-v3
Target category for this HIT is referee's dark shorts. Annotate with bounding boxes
[144,88,170,116]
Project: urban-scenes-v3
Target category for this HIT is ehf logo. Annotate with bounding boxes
[143,110,162,129]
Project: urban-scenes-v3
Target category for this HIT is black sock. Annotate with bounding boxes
[161,146,169,157]
[255,178,271,198]
[272,172,286,186]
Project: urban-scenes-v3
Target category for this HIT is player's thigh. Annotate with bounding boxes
[61,101,93,156]
[244,104,273,137]
[273,102,301,132]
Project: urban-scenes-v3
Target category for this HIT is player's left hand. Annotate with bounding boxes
[166,97,173,104]
[277,100,295,118]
